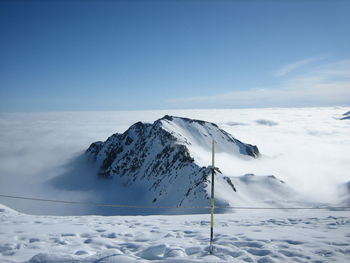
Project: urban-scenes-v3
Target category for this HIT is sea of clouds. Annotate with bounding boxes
[0,107,349,215]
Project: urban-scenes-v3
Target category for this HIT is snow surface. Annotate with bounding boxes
[1,203,349,263]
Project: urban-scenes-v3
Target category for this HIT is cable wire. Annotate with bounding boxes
[1,194,350,210]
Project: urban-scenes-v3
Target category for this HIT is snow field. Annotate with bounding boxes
[1,204,349,263]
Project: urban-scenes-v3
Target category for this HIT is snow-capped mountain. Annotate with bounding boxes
[340,110,350,120]
[85,115,302,211]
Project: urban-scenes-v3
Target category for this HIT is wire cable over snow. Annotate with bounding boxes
[1,194,349,210]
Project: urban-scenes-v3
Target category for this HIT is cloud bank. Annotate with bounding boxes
[0,108,349,215]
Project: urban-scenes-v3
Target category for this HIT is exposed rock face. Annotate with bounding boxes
[86,115,259,207]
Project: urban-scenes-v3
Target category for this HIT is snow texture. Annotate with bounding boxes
[0,203,349,263]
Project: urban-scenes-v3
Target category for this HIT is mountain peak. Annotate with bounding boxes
[156,115,259,158]
[85,116,260,209]
[159,115,217,127]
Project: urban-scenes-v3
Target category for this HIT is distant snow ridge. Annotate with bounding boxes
[255,119,279,126]
[86,115,259,209]
[340,110,350,120]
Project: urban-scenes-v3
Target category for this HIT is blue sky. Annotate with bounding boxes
[0,0,349,111]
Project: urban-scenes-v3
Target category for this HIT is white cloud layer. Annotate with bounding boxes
[0,108,349,215]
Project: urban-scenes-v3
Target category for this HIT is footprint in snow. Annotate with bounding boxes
[246,248,272,256]
[278,249,309,259]
[29,238,40,243]
[120,242,143,252]
[95,229,106,233]
[276,243,289,249]
[52,238,67,245]
[80,233,95,238]
[314,249,334,257]
[75,250,88,255]
[326,241,349,246]
[185,246,202,255]
[284,240,304,245]
[233,241,265,248]
[163,233,174,238]
[137,244,167,260]
[61,233,76,237]
[257,256,276,263]
[101,232,118,238]
[164,247,186,258]
[84,238,93,244]
[242,256,254,262]
[0,244,16,256]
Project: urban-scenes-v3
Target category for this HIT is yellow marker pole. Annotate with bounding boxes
[210,139,215,254]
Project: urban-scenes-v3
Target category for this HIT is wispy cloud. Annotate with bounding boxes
[273,56,326,77]
[168,58,350,108]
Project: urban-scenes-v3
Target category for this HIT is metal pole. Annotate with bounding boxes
[210,139,215,254]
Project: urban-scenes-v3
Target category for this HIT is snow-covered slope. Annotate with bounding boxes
[1,202,350,263]
[229,174,304,207]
